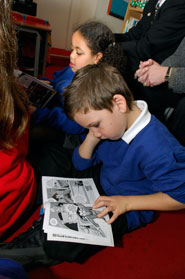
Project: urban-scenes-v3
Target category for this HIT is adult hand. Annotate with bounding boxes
[134,59,154,82]
[135,59,168,87]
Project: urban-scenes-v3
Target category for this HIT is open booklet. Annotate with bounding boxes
[14,69,57,108]
[42,176,114,247]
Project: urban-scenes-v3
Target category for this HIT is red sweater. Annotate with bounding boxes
[0,126,37,237]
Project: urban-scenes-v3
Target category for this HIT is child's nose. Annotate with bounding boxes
[70,51,74,59]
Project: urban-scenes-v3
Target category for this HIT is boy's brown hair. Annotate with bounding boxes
[63,63,134,120]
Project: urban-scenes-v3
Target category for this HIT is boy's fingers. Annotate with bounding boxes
[94,195,109,202]
[97,207,109,218]
[93,196,111,207]
[93,200,105,209]
[107,212,118,224]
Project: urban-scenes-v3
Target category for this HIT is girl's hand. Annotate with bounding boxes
[93,195,129,224]
[29,105,37,114]
[40,80,51,85]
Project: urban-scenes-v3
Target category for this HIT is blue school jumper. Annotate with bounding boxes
[72,101,185,230]
[33,66,84,134]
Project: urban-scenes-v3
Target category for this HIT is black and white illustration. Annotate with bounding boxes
[42,176,114,247]
[14,69,57,108]
[42,177,98,205]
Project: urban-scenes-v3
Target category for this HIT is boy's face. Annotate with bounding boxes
[70,31,102,72]
[74,100,128,140]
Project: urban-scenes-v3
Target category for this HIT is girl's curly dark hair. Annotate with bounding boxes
[74,21,127,76]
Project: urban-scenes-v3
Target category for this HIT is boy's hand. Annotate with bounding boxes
[87,130,101,145]
[93,192,185,225]
[93,195,128,224]
[79,130,101,159]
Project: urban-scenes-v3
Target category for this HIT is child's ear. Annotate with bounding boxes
[113,94,127,113]
[95,52,103,64]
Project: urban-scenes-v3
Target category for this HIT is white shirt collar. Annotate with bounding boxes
[158,0,166,7]
[122,100,151,144]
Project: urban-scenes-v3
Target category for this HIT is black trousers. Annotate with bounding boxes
[34,143,129,263]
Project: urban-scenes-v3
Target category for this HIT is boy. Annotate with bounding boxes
[64,63,185,225]
[0,63,185,268]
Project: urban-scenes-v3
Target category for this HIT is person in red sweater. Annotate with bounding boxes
[0,0,37,239]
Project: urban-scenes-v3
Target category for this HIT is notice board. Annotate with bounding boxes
[107,0,129,20]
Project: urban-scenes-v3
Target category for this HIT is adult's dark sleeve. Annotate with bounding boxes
[115,0,185,64]
[114,0,157,43]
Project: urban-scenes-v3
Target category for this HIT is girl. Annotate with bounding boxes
[30,21,127,141]
[0,0,37,239]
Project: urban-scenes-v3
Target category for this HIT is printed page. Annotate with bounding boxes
[42,176,114,247]
[14,69,56,108]
[47,230,114,247]
[42,177,99,206]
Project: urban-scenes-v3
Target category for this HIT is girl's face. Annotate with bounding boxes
[70,31,102,72]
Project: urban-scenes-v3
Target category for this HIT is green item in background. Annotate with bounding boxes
[130,0,147,9]
[130,0,138,7]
